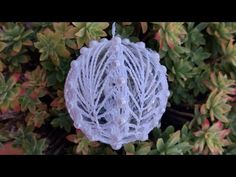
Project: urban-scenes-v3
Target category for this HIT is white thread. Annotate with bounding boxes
[64,36,169,150]
[112,22,116,38]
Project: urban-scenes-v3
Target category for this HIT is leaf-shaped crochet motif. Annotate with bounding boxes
[64,37,169,150]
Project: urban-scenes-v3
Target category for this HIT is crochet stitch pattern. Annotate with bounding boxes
[64,27,169,149]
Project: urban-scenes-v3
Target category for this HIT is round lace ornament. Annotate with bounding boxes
[64,24,169,150]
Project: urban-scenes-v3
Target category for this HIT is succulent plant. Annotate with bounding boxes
[72,22,109,48]
[50,90,65,110]
[193,119,231,155]
[0,22,33,54]
[153,22,187,51]
[207,22,236,44]
[34,28,70,66]
[221,39,236,67]
[25,103,49,128]
[204,72,236,98]
[0,73,22,113]
[13,126,48,155]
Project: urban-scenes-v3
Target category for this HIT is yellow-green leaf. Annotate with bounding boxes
[167,131,180,147]
[13,41,22,53]
[0,42,7,52]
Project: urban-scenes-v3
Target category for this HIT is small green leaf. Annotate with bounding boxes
[47,73,57,87]
[51,112,73,132]
[124,143,135,153]
[167,131,180,147]
[136,143,151,155]
[75,28,86,38]
[162,126,175,141]
[156,138,165,152]
[13,41,22,53]
[0,42,7,52]
[191,47,211,65]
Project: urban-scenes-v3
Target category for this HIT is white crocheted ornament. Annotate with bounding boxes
[64,25,169,150]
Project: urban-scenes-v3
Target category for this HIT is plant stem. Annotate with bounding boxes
[167,108,194,118]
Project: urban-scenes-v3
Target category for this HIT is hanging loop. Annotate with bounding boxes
[112,22,116,37]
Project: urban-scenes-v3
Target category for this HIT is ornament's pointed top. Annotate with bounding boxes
[112,22,116,38]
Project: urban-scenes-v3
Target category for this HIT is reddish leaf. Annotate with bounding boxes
[50,96,64,110]
[0,105,8,113]
[23,39,33,46]
[126,152,134,155]
[202,119,210,130]
[219,129,230,139]
[154,32,161,41]
[200,105,207,114]
[12,100,21,112]
[193,130,203,137]
[35,122,42,128]
[30,92,38,100]
[192,144,198,152]
[10,50,18,57]
[203,80,214,91]
[22,82,30,88]
[167,39,175,49]
[202,147,209,155]
[50,99,59,107]
[11,72,21,83]
[215,121,223,130]
[23,72,30,80]
[29,88,40,100]
[66,134,76,143]
[159,40,163,49]
[19,88,26,96]
[140,22,148,34]
[0,142,24,155]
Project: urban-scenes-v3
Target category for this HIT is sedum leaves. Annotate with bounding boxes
[201,72,236,123]
[35,28,70,66]
[0,73,22,113]
[193,119,231,155]
[152,127,192,155]
[0,22,33,54]
[72,22,109,48]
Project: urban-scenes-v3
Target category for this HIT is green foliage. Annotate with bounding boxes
[72,22,109,48]
[0,23,33,72]
[50,110,72,133]
[22,66,47,100]
[207,91,231,122]
[124,142,152,155]
[193,119,231,155]
[153,22,187,52]
[207,22,236,44]
[25,103,49,128]
[13,126,48,155]
[35,28,70,66]
[149,126,192,155]
[205,72,236,95]
[66,130,116,155]
[0,22,33,54]
[221,39,236,66]
[200,72,236,123]
[0,72,22,113]
[115,23,135,39]
[169,58,193,87]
